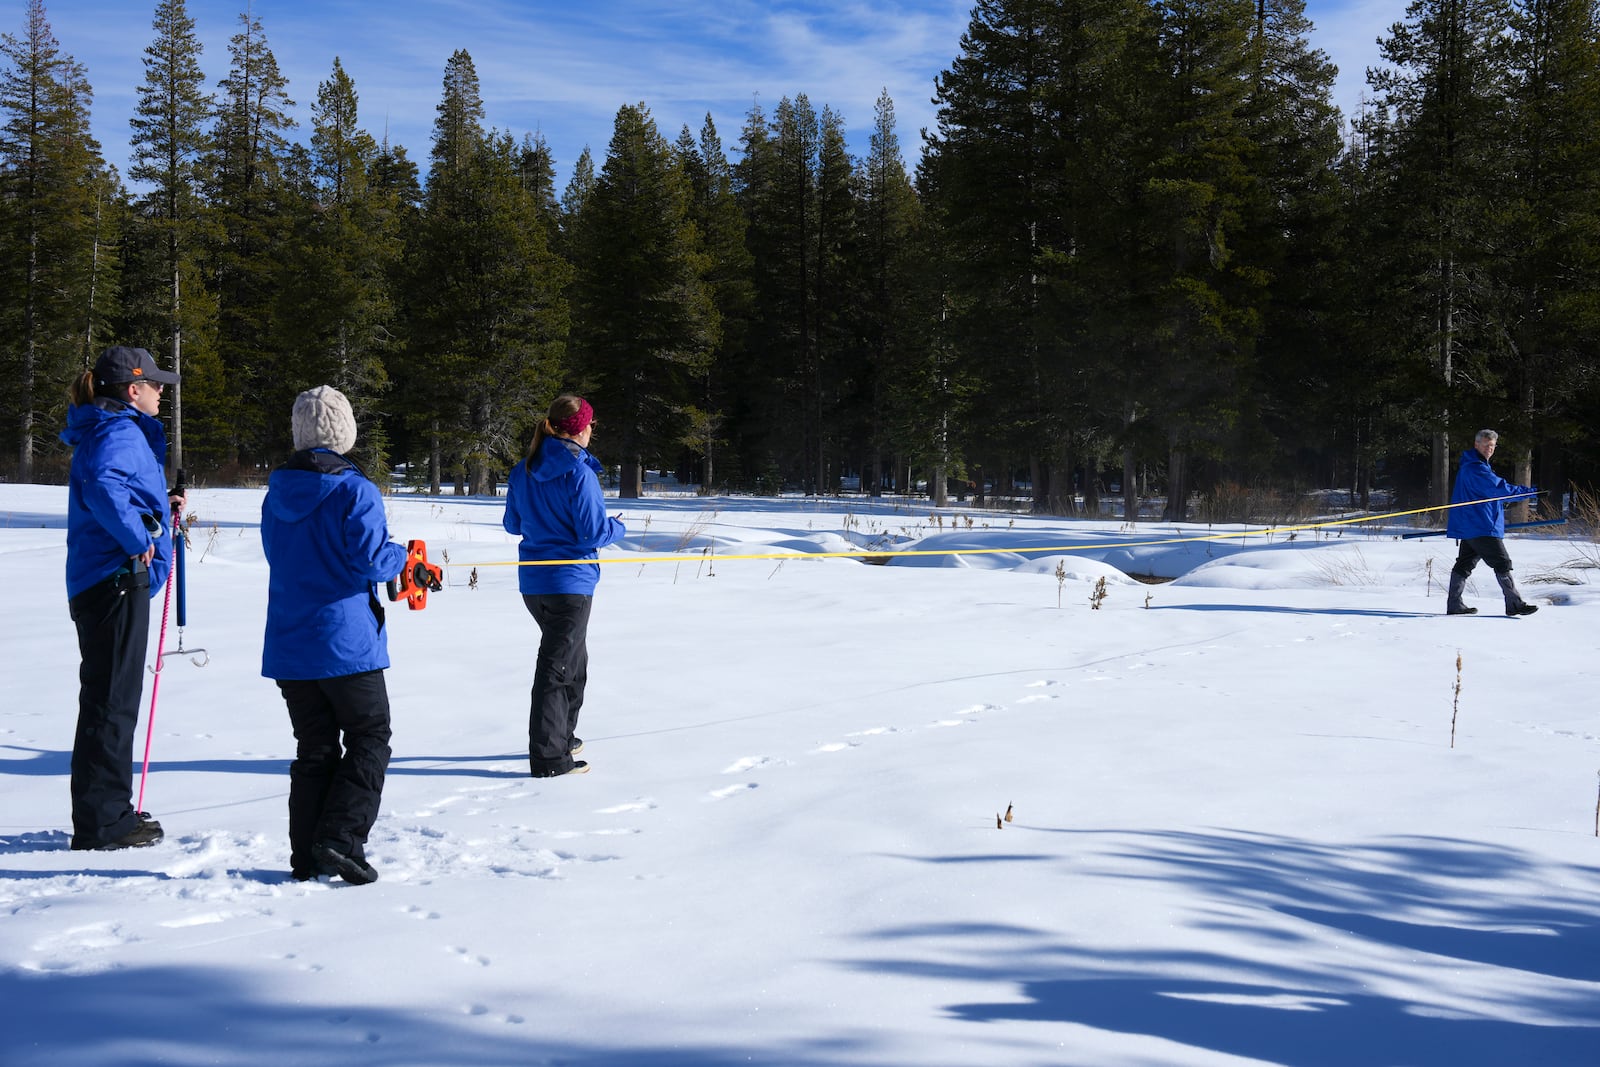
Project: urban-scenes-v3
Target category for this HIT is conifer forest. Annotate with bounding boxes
[3,0,1599,517]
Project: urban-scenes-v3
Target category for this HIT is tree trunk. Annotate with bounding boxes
[620,457,643,499]
[1512,447,1534,525]
[1166,444,1188,522]
[428,420,442,496]
[1122,445,1138,523]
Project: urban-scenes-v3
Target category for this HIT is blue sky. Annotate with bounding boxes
[26,0,1405,191]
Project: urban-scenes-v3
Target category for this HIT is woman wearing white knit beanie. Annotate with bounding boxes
[261,385,407,883]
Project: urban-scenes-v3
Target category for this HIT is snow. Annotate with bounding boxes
[3,483,1598,1066]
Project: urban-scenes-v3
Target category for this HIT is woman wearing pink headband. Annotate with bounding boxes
[503,395,625,777]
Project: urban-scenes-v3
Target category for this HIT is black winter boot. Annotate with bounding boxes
[1446,572,1476,615]
[1496,571,1538,616]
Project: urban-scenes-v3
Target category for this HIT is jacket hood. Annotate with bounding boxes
[529,436,600,483]
[266,450,359,524]
[61,399,131,448]
[61,399,168,465]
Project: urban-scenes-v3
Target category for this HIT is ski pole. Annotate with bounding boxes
[1401,517,1568,540]
[136,548,175,814]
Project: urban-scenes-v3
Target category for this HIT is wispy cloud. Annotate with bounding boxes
[34,0,1409,186]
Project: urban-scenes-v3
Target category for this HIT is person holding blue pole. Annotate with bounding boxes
[1445,429,1540,617]
[61,346,182,850]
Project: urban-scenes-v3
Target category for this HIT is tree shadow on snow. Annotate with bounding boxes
[0,964,880,1067]
[851,828,1600,1066]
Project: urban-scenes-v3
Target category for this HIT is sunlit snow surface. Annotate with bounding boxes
[3,483,1597,1066]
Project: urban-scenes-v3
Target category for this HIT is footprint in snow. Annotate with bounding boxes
[1016,693,1059,704]
[721,755,778,774]
[810,741,861,753]
[596,798,658,814]
[847,726,900,736]
[707,783,758,800]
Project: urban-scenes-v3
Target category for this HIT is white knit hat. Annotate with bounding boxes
[291,385,357,454]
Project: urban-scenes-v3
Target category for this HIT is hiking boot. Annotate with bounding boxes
[570,738,584,756]
[312,842,379,885]
[1507,602,1539,617]
[531,760,590,779]
[1446,605,1478,616]
[72,818,164,851]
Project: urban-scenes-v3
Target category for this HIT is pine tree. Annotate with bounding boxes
[1234,0,1347,490]
[811,104,857,495]
[128,0,215,473]
[0,0,117,478]
[207,6,296,462]
[407,50,568,495]
[857,90,930,498]
[569,102,714,497]
[928,0,1126,511]
[1137,0,1263,519]
[1371,0,1515,504]
[674,114,752,489]
[273,57,401,473]
[1490,0,1600,503]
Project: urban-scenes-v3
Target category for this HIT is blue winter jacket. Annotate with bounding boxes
[1446,448,1534,541]
[261,450,408,681]
[60,400,174,599]
[503,436,624,596]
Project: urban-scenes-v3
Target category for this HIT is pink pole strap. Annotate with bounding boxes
[136,566,175,814]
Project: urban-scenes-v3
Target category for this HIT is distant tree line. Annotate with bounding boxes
[3,0,1598,517]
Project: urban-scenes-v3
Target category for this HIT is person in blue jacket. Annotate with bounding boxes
[61,346,182,851]
[262,386,407,884]
[504,395,625,778]
[1445,429,1539,617]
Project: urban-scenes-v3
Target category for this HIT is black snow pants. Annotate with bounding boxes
[277,670,392,874]
[523,593,593,776]
[68,565,151,848]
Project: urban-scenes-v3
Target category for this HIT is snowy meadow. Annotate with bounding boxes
[2,482,1598,1067]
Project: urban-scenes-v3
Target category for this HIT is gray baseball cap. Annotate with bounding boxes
[93,345,180,387]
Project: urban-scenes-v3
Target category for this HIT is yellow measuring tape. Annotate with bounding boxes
[461,494,1540,568]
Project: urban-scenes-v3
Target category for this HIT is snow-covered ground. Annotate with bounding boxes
[3,483,1597,1067]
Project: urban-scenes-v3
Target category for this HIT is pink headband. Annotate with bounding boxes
[550,398,594,436]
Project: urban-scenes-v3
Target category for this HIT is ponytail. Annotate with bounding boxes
[526,419,556,464]
[67,370,96,408]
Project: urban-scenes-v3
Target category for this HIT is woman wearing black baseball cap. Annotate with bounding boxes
[58,346,182,850]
